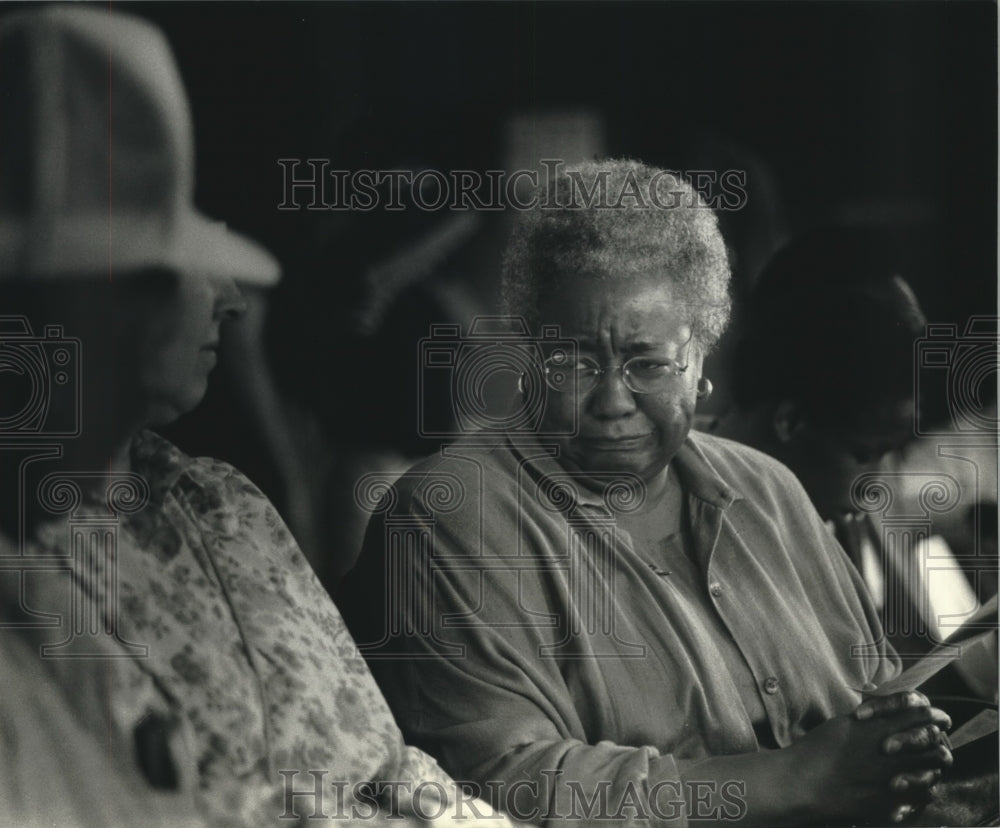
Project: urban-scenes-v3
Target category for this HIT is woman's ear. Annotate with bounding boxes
[772,399,805,444]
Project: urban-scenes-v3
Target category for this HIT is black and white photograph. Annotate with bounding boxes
[0,2,997,826]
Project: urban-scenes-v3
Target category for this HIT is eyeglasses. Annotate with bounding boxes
[543,338,692,396]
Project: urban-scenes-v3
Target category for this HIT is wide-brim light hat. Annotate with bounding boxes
[0,6,279,285]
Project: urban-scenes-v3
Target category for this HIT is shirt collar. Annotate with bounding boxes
[129,429,188,507]
[673,433,741,508]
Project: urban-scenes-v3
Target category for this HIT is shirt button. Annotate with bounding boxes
[763,676,780,695]
[709,582,723,598]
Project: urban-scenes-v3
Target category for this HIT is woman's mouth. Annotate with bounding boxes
[579,434,654,451]
[199,343,219,366]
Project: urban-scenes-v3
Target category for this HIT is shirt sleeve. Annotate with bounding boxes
[777,464,902,689]
[343,494,692,828]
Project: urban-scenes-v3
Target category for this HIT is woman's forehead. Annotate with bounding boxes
[541,276,694,346]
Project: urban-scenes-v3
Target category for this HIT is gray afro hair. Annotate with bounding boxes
[501,158,732,349]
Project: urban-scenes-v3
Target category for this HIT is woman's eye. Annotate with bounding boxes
[569,360,600,375]
[628,359,673,376]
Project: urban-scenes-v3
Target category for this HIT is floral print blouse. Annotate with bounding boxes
[1,430,472,825]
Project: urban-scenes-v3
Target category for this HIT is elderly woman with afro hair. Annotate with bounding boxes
[342,160,956,827]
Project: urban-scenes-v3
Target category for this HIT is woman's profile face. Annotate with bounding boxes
[538,274,703,487]
[781,401,915,521]
[136,270,245,426]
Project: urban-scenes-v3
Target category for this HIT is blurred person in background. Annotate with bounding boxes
[707,228,926,527]
[705,228,997,700]
[0,7,506,825]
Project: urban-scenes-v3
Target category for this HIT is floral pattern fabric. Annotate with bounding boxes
[2,430,464,825]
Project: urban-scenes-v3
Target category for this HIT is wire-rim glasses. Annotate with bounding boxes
[543,335,694,395]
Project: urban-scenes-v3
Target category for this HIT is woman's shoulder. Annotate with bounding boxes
[134,430,304,558]
[135,429,265,497]
[689,428,801,483]
[687,429,821,520]
[370,437,523,505]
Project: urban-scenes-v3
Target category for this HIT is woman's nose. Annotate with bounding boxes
[212,276,247,320]
[587,368,638,419]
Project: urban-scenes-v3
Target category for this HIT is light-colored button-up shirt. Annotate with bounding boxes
[343,431,899,826]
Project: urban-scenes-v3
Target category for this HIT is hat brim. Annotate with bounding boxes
[0,208,281,287]
[169,210,281,288]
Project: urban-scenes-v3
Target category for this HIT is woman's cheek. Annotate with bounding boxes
[541,392,581,435]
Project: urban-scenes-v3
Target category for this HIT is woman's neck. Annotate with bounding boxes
[62,410,138,475]
[641,464,673,505]
[617,464,683,543]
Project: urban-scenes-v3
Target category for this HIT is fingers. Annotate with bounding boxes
[925,706,953,731]
[887,769,940,825]
[889,742,954,772]
[889,803,911,823]
[882,721,951,755]
[858,703,952,740]
[850,695,954,825]
[889,803,916,824]
[856,690,930,720]
[889,768,942,794]
[886,773,937,826]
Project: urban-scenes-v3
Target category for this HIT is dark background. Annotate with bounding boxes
[129,0,996,316]
[71,2,997,571]
[119,0,996,465]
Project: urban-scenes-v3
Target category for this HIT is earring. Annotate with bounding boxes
[696,377,713,400]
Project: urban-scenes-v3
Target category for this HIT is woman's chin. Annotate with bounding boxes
[143,390,208,428]
[565,447,668,484]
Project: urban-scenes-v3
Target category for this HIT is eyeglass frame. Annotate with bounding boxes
[542,333,696,396]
